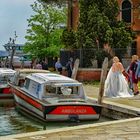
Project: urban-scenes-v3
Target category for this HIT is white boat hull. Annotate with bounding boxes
[14,92,101,122]
[10,72,102,122]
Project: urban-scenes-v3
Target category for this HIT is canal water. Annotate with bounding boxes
[0,106,113,136]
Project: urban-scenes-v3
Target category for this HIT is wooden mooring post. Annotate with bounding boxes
[71,58,80,80]
[98,57,108,104]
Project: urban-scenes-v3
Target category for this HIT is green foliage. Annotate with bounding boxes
[111,21,132,48]
[94,49,112,68]
[38,0,65,5]
[61,29,77,49]
[24,2,66,59]
[76,0,133,49]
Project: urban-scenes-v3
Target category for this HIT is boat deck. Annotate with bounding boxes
[1,85,140,140]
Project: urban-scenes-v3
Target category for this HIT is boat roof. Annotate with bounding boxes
[0,68,16,75]
[26,73,80,84]
[53,82,82,87]
[16,68,50,74]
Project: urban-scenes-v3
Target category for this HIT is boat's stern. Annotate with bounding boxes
[45,104,102,121]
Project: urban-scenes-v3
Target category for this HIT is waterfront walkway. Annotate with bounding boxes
[1,85,140,140]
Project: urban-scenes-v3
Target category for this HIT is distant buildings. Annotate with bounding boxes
[3,43,25,57]
[0,51,8,57]
[3,43,31,68]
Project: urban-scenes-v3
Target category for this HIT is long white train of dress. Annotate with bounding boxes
[104,67,133,98]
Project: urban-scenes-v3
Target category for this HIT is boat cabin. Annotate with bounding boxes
[0,68,16,85]
[0,68,16,94]
[22,73,86,102]
[12,69,50,87]
[10,72,102,121]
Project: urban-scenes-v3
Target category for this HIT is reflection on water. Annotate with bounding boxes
[0,107,112,136]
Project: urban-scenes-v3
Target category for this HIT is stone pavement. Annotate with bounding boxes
[1,85,140,140]
[1,117,140,140]
[84,84,140,108]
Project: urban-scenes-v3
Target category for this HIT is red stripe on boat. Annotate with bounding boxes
[3,88,11,94]
[49,106,97,115]
[12,88,43,110]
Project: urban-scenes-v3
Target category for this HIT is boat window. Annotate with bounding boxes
[44,85,79,97]
[72,86,78,94]
[24,78,30,89]
[45,85,56,94]
[12,72,19,85]
[0,76,7,84]
[61,87,72,95]
[57,86,79,95]
[25,79,41,98]
[0,75,14,84]
[18,79,25,87]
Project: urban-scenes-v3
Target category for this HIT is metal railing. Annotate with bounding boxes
[60,48,136,69]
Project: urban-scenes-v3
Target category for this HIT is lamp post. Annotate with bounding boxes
[3,31,18,69]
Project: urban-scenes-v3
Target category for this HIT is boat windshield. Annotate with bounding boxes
[0,75,14,84]
[45,84,80,96]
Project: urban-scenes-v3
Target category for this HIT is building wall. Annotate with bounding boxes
[117,0,140,57]
[131,0,140,31]
[69,0,140,56]
[137,35,140,56]
[66,0,140,81]
[62,68,101,81]
[76,69,101,81]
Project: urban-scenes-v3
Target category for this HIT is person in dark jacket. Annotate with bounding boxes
[42,60,48,70]
[66,57,73,77]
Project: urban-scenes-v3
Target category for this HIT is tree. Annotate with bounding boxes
[24,2,66,59]
[61,29,77,49]
[60,0,133,68]
[77,0,132,49]
[71,0,133,67]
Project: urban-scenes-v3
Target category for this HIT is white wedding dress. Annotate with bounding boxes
[104,67,133,98]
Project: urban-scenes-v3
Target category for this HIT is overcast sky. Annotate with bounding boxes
[0,0,36,50]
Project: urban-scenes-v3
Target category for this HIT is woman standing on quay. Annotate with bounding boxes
[129,55,139,95]
[104,56,133,98]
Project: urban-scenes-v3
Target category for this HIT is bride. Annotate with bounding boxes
[104,56,133,98]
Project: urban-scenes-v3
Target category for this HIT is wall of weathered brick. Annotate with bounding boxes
[62,68,101,81]
[76,69,101,81]
[137,35,140,56]
[109,0,140,57]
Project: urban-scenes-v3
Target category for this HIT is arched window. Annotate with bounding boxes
[121,0,132,23]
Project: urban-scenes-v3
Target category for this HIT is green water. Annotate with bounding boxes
[0,107,112,136]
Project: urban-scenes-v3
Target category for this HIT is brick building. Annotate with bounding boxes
[68,0,140,56]
[117,0,140,56]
